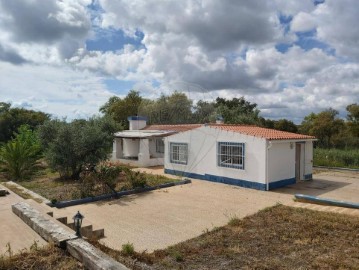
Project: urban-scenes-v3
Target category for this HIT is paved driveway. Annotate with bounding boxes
[0,184,46,255]
[56,179,294,252]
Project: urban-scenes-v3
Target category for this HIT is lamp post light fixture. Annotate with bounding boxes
[73,211,84,237]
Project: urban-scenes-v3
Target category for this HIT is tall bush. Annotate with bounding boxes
[38,116,121,179]
[0,125,42,180]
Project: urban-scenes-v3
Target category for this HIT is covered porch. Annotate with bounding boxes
[112,130,171,167]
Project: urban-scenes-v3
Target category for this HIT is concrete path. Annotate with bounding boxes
[0,184,46,255]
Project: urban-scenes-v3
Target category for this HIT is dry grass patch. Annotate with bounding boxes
[0,243,83,270]
[94,205,359,270]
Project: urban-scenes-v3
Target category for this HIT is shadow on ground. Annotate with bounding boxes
[272,178,351,197]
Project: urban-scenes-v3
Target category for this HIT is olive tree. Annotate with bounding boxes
[38,116,121,179]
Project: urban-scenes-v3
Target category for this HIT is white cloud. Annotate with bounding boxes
[0,61,113,119]
[0,0,358,123]
[314,0,359,60]
[291,12,317,32]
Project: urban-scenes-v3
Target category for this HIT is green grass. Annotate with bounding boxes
[314,148,359,168]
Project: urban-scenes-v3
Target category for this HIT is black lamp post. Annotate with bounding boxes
[73,211,84,237]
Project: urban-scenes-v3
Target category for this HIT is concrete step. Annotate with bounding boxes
[23,198,105,240]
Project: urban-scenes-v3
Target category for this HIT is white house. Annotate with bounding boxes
[111,116,200,167]
[164,124,316,190]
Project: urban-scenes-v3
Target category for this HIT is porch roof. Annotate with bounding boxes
[114,130,174,139]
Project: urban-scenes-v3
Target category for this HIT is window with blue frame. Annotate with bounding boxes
[170,142,188,164]
[217,142,245,169]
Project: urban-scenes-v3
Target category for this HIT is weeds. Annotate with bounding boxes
[2,183,42,203]
[227,214,241,226]
[121,242,135,256]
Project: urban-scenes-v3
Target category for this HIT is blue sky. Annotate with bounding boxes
[0,0,358,123]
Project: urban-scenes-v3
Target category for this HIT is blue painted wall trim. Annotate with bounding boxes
[304,174,313,180]
[164,169,295,191]
[127,116,147,121]
[268,177,296,189]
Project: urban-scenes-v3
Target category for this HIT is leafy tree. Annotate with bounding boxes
[300,109,345,148]
[137,91,194,124]
[346,103,359,138]
[100,90,143,129]
[38,116,121,179]
[192,100,216,123]
[273,119,298,133]
[215,97,260,124]
[0,102,50,143]
[0,125,42,180]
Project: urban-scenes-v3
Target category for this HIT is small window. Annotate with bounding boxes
[156,138,164,153]
[217,142,245,169]
[170,143,188,164]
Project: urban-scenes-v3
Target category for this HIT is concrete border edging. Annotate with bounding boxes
[49,179,191,208]
[12,202,129,270]
[6,181,51,204]
[295,194,359,209]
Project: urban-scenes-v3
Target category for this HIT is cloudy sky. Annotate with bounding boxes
[0,0,358,123]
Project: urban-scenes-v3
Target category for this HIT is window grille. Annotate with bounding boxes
[217,142,245,169]
[170,143,188,164]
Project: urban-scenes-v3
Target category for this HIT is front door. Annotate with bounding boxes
[295,143,301,182]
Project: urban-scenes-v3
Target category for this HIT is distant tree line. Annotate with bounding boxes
[101,90,358,149]
[0,93,358,180]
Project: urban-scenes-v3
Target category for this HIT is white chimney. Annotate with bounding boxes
[216,115,224,124]
[128,116,147,130]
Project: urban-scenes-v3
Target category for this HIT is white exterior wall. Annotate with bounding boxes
[123,139,139,157]
[164,126,267,184]
[304,141,313,179]
[267,141,296,183]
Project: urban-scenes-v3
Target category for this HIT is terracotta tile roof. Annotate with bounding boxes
[142,124,202,133]
[209,124,316,140]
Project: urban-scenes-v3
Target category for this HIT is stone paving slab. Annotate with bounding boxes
[0,183,47,255]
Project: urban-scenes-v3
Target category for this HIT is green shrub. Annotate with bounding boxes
[314,148,359,168]
[125,169,147,189]
[170,250,184,262]
[121,242,135,256]
[0,125,42,180]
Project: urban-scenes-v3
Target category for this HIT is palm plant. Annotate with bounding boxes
[0,125,42,180]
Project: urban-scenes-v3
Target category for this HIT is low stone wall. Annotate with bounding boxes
[12,202,129,270]
[67,238,129,270]
[12,202,77,248]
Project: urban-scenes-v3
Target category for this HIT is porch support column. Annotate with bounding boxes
[138,139,150,167]
[112,138,123,160]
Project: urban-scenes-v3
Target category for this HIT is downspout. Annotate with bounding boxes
[266,140,272,191]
